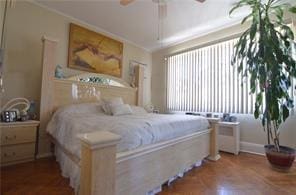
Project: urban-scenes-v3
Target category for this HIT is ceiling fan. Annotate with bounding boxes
[120,0,206,44]
[120,0,206,19]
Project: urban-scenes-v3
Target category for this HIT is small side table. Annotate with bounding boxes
[0,120,40,166]
[218,121,240,155]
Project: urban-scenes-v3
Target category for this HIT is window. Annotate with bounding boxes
[166,38,256,114]
[166,36,295,114]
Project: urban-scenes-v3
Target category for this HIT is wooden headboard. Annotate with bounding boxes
[53,78,137,110]
[37,37,140,157]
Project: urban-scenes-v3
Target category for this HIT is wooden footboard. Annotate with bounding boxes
[78,131,121,195]
[78,126,219,195]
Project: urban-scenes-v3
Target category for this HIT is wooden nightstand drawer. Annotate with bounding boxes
[1,126,37,146]
[0,121,39,166]
[1,143,35,164]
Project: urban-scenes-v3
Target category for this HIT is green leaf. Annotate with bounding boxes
[254,103,260,119]
[271,99,280,121]
[281,25,294,40]
[229,1,246,16]
[241,13,252,24]
[262,118,266,127]
[256,93,263,103]
[282,105,289,122]
[274,6,284,22]
[289,6,296,13]
[250,23,257,41]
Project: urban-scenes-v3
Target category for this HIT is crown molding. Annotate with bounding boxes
[27,0,151,53]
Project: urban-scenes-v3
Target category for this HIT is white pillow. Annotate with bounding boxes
[130,105,148,114]
[110,104,133,116]
[58,103,103,115]
[102,97,124,115]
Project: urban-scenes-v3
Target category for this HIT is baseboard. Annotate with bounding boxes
[239,141,296,163]
[240,141,265,156]
[36,152,53,159]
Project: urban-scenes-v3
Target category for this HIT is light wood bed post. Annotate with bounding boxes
[39,36,58,157]
[134,65,144,106]
[78,131,121,195]
[208,118,221,161]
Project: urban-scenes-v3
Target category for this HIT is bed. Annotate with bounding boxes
[46,102,210,192]
[39,37,220,195]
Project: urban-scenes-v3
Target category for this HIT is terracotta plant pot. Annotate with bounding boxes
[264,145,295,170]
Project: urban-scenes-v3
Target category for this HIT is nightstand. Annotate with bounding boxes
[0,120,39,166]
[218,121,240,155]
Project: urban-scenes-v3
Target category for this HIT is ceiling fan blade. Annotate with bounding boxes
[196,0,206,2]
[120,0,135,6]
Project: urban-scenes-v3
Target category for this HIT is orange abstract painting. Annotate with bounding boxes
[68,23,123,77]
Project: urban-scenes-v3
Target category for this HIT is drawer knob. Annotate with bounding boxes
[3,152,16,157]
[4,135,17,140]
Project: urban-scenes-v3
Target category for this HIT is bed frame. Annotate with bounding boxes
[39,37,220,195]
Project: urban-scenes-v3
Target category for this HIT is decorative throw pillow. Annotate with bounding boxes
[102,97,124,115]
[57,103,104,115]
[130,105,148,114]
[110,104,133,116]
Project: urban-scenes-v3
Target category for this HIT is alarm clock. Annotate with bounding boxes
[1,110,17,122]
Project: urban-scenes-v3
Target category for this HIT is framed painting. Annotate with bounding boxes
[68,23,123,77]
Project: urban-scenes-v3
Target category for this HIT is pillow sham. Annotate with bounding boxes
[130,105,148,114]
[110,104,133,116]
[102,97,124,115]
[55,103,104,115]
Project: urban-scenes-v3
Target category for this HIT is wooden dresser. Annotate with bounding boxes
[0,120,39,166]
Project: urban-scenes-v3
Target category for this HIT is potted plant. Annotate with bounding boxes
[230,0,296,170]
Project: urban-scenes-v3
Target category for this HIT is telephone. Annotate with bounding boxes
[1,98,30,122]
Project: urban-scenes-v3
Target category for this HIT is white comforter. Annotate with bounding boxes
[47,104,209,158]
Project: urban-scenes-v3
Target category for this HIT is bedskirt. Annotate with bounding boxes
[54,145,202,195]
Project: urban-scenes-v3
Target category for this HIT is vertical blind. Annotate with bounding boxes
[166,38,256,114]
[166,37,296,114]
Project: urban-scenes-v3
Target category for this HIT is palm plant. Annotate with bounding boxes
[230,0,296,160]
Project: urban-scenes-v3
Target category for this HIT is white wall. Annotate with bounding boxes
[151,15,296,150]
[0,1,7,105]
[0,1,5,47]
[2,1,152,109]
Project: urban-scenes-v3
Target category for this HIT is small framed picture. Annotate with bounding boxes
[206,113,212,118]
[222,113,230,122]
